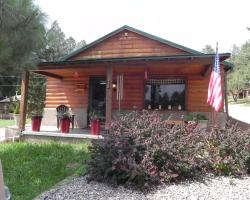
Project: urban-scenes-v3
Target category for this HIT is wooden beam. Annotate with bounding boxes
[19,71,29,132]
[105,66,113,128]
[202,65,211,77]
[0,160,5,200]
[34,71,63,79]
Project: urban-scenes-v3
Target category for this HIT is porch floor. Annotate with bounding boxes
[22,125,104,140]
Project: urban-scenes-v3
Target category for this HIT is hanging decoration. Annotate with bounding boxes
[144,68,148,80]
[116,73,124,112]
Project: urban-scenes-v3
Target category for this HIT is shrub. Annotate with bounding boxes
[200,123,250,176]
[87,111,250,190]
[87,110,205,189]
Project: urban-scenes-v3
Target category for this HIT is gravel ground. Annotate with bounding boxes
[228,104,250,124]
[35,175,250,200]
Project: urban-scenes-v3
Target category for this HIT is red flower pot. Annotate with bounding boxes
[60,118,70,133]
[31,116,43,131]
[90,120,100,135]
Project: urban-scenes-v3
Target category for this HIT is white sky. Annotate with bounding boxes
[35,0,250,53]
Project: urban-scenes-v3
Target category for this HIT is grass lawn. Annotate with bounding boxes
[0,119,15,128]
[0,118,31,128]
[228,96,250,106]
[0,142,90,200]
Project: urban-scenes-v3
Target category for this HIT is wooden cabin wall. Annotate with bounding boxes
[186,68,225,112]
[112,74,144,110]
[186,77,210,112]
[70,30,190,60]
[45,77,88,109]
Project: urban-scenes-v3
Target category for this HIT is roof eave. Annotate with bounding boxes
[38,53,231,69]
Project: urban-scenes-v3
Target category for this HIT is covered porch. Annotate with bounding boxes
[18,54,230,137]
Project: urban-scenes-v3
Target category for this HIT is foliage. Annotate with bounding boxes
[13,102,20,114]
[89,110,102,121]
[37,20,86,62]
[184,113,207,121]
[87,111,250,190]
[0,142,90,200]
[0,0,46,98]
[200,123,250,176]
[202,45,215,54]
[27,73,46,116]
[87,110,205,189]
[228,43,250,102]
[58,111,71,119]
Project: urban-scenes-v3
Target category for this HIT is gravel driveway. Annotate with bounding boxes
[228,104,250,124]
[35,175,250,200]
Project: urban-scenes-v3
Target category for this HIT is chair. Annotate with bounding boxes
[56,105,75,129]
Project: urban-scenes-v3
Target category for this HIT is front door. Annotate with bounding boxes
[88,77,106,122]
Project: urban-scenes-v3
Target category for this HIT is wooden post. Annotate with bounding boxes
[19,71,29,132]
[224,73,229,118]
[105,66,113,128]
[0,160,5,200]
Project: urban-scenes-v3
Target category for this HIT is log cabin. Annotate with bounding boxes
[19,25,232,131]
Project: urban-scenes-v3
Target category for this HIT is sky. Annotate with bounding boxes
[35,0,250,53]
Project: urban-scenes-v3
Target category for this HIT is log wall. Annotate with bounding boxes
[70,30,190,60]
[45,77,89,109]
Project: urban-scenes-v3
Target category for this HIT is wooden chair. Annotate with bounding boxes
[56,105,75,129]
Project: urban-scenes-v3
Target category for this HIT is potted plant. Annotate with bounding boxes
[31,111,43,132]
[89,110,101,135]
[59,111,71,133]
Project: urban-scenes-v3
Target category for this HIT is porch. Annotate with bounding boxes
[19,125,103,143]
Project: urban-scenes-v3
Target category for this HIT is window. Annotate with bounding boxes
[144,79,185,110]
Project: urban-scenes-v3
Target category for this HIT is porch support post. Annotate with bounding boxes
[105,66,113,128]
[19,71,29,132]
[224,73,229,117]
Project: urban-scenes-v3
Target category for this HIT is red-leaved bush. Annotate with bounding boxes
[87,110,250,190]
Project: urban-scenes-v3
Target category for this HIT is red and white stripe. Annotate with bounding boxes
[207,70,223,112]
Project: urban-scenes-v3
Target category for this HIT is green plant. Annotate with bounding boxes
[27,73,46,117]
[89,110,102,121]
[184,114,194,121]
[196,113,207,120]
[13,102,20,114]
[185,113,207,121]
[0,142,90,200]
[58,111,71,119]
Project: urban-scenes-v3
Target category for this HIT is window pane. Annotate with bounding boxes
[144,80,185,110]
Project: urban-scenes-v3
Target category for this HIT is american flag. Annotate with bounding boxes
[207,44,223,112]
